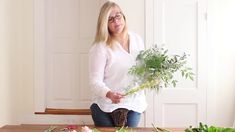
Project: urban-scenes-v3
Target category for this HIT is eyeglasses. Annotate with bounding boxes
[108,12,123,23]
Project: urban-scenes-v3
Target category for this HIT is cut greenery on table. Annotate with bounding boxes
[185,122,235,132]
[116,126,135,132]
[124,46,194,96]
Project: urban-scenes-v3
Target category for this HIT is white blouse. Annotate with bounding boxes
[89,32,147,113]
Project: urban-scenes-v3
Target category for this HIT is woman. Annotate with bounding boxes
[89,1,147,127]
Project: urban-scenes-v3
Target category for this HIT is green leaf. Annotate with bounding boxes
[182,70,185,77]
[189,75,194,81]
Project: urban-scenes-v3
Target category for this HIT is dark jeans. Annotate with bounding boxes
[90,103,141,127]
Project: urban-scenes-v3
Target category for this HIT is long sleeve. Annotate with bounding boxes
[89,44,111,98]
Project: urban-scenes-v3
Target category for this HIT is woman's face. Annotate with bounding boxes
[108,6,125,35]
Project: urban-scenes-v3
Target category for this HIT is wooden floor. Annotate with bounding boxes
[0,124,185,132]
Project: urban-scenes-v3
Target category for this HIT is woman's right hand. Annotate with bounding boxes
[106,91,124,104]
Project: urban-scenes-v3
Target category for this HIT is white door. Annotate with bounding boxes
[145,0,208,127]
[44,0,106,109]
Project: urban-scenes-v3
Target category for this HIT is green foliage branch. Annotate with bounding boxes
[124,46,194,96]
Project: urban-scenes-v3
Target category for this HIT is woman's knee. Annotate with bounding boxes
[127,111,141,127]
[90,103,114,127]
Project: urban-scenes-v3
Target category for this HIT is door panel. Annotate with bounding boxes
[45,0,105,109]
[145,0,207,127]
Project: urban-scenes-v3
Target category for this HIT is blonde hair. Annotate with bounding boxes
[94,1,128,47]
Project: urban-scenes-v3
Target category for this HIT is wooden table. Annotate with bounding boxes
[0,124,185,132]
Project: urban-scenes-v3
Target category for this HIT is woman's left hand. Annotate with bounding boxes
[106,91,124,104]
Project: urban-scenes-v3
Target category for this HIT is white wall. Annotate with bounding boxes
[0,0,235,127]
[0,0,34,127]
[0,0,21,126]
[208,0,235,127]
[0,0,9,126]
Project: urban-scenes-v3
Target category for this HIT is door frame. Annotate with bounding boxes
[144,0,216,126]
[34,0,46,112]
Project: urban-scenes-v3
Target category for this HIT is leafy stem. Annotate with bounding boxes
[124,79,160,96]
